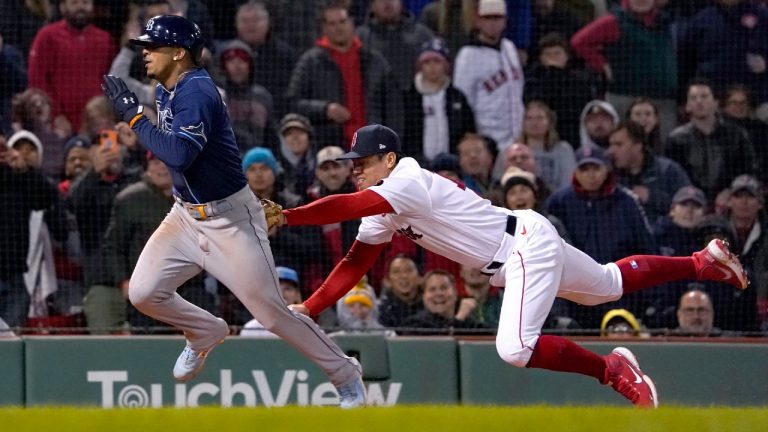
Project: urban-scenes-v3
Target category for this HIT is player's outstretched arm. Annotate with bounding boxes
[301,240,387,316]
[283,189,394,226]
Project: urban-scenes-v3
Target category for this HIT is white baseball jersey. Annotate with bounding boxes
[358,158,514,270]
[358,158,623,368]
[453,38,524,148]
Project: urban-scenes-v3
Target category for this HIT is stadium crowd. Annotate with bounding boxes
[1,0,768,336]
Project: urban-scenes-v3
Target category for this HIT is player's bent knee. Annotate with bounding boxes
[496,342,533,368]
[127,283,165,310]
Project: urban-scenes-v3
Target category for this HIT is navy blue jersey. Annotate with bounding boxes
[132,68,247,203]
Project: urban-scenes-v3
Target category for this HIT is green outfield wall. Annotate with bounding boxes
[2,336,767,407]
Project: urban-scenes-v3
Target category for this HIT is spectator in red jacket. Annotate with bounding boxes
[27,0,116,131]
[571,0,678,139]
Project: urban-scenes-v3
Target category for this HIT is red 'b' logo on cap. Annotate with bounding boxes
[350,132,358,149]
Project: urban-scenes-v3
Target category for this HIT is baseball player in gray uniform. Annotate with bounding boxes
[101,15,365,407]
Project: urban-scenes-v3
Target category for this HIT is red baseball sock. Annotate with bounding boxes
[526,335,607,383]
[615,255,696,294]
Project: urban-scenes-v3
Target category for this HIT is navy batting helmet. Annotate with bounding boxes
[130,15,204,54]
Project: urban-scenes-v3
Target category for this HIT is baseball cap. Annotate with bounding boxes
[276,266,299,286]
[730,174,761,197]
[64,135,91,156]
[500,166,538,191]
[316,146,345,166]
[478,0,507,16]
[279,113,313,136]
[575,146,610,168]
[672,186,706,206]
[429,152,462,175]
[337,124,402,160]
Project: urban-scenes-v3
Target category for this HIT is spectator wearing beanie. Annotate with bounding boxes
[402,37,476,163]
[220,39,278,153]
[241,147,326,294]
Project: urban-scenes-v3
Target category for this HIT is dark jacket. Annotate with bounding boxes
[546,177,657,265]
[378,290,424,328]
[679,3,768,103]
[102,177,174,285]
[67,169,140,286]
[724,115,768,184]
[401,82,476,161]
[356,10,434,91]
[0,166,58,279]
[286,42,402,147]
[400,308,489,335]
[615,153,692,222]
[251,33,297,118]
[665,118,757,199]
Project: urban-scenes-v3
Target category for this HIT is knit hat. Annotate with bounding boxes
[500,166,537,191]
[600,308,641,337]
[478,0,507,16]
[219,39,254,69]
[343,286,375,309]
[242,147,279,174]
[417,38,451,72]
[7,130,43,159]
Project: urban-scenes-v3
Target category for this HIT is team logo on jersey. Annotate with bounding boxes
[158,107,174,132]
[181,122,207,142]
[145,18,155,31]
[396,225,423,241]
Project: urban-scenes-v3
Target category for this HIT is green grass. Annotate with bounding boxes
[2,406,767,432]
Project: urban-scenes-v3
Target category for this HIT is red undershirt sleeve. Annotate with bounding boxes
[283,189,395,226]
[303,240,387,315]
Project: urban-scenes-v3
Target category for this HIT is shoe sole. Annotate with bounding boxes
[174,337,226,383]
[613,347,659,408]
[708,240,748,290]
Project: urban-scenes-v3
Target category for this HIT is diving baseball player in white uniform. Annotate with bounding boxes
[277,124,749,408]
[101,15,365,408]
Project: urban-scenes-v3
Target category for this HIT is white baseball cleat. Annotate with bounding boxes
[173,319,229,382]
[335,359,366,408]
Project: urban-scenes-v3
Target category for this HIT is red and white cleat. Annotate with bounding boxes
[604,347,658,408]
[692,239,749,290]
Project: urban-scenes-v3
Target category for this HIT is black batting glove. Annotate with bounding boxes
[101,75,144,124]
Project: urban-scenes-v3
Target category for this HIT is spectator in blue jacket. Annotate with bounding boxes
[607,121,692,222]
[546,145,656,328]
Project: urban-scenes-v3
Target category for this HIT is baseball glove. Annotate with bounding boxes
[260,199,284,230]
